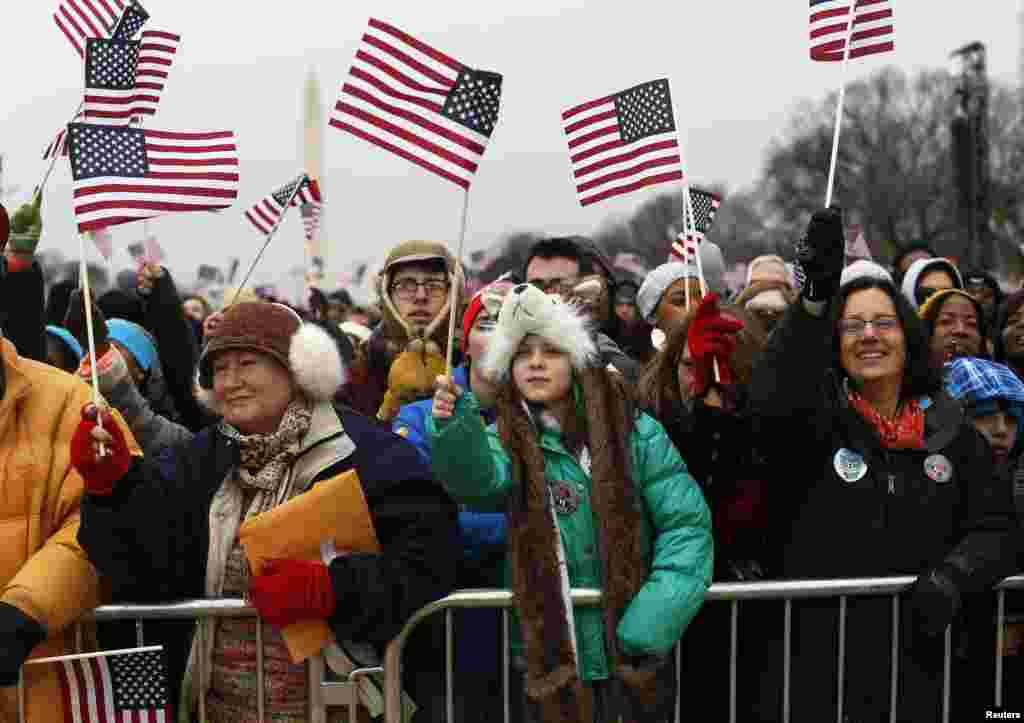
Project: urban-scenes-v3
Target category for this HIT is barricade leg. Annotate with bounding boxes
[996,590,1005,708]
[837,596,846,723]
[889,595,899,723]
[783,599,791,723]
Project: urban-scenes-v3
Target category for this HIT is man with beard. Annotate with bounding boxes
[919,289,987,371]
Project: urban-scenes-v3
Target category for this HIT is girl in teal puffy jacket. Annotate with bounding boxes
[430,283,712,723]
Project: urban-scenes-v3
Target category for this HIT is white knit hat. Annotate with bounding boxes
[479,283,598,381]
[840,259,893,287]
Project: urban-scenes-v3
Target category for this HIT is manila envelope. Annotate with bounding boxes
[239,469,382,662]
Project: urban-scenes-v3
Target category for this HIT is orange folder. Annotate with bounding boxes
[239,469,382,662]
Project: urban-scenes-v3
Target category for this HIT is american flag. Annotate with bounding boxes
[56,648,173,723]
[67,122,240,233]
[810,0,894,62]
[301,201,322,243]
[330,18,503,190]
[54,0,127,58]
[43,127,71,161]
[562,79,684,208]
[244,175,321,236]
[669,188,721,262]
[133,31,181,118]
[111,0,147,40]
[84,39,140,126]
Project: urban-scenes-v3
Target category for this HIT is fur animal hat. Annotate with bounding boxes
[196,301,346,410]
[479,283,598,381]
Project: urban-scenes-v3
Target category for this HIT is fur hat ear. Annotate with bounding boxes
[290,323,347,401]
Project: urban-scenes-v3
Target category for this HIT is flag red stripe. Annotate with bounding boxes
[573,139,679,179]
[141,33,180,43]
[851,24,893,41]
[811,39,847,59]
[132,94,160,103]
[88,657,109,721]
[95,0,123,22]
[254,204,279,226]
[570,138,625,164]
[138,55,173,67]
[78,0,111,33]
[73,659,91,722]
[75,184,239,199]
[349,66,445,114]
[85,94,136,106]
[77,199,236,214]
[145,130,235,141]
[335,103,478,172]
[564,108,617,135]
[329,119,469,189]
[853,7,892,24]
[58,663,74,720]
[579,171,684,207]
[354,50,451,97]
[575,155,681,193]
[849,40,894,58]
[146,157,239,168]
[561,95,615,121]
[362,34,456,90]
[368,17,464,73]
[341,84,484,154]
[810,20,849,40]
[810,6,850,24]
[855,0,887,7]
[566,123,618,150]
[145,143,237,153]
[244,211,272,233]
[55,14,85,57]
[136,78,168,87]
[143,171,240,182]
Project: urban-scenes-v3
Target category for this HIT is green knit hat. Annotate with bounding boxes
[8,194,42,254]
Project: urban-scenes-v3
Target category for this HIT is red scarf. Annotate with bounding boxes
[847,391,925,450]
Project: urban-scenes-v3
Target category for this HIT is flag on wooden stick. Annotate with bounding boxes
[67,122,240,233]
[669,188,721,262]
[810,0,894,62]
[54,647,173,723]
[330,18,503,190]
[244,175,321,236]
[43,127,71,160]
[562,79,684,207]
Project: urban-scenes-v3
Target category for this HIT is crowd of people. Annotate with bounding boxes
[0,195,1021,722]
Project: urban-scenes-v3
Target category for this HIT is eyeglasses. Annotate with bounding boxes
[390,278,450,300]
[837,316,901,338]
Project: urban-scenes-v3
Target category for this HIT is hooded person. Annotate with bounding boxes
[892,240,936,285]
[71,300,460,722]
[429,284,712,723]
[900,257,964,310]
[636,244,727,335]
[346,240,465,421]
[995,290,1024,381]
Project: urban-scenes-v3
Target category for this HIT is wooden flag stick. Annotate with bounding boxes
[25,644,163,666]
[824,0,859,208]
[77,237,106,456]
[445,189,471,378]
[230,175,307,307]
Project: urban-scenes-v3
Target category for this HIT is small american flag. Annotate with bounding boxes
[43,127,71,161]
[330,18,503,190]
[133,31,181,119]
[810,0,894,62]
[301,201,322,243]
[54,0,127,58]
[244,175,321,236]
[56,648,173,723]
[84,39,140,126]
[111,0,148,40]
[669,188,721,262]
[563,79,684,208]
[67,122,240,233]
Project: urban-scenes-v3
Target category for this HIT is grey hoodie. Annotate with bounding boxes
[900,257,964,309]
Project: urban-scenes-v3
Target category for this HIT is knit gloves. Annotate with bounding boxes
[794,207,846,303]
[70,404,132,496]
[249,559,336,628]
[906,565,963,641]
[687,293,744,397]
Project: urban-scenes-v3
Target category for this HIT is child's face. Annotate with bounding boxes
[512,335,572,405]
[971,410,1018,469]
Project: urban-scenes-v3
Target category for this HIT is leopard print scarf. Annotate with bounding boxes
[219,398,314,511]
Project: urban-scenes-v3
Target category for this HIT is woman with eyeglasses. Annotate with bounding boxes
[746,208,1019,722]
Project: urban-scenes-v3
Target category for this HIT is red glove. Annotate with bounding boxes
[687,293,744,396]
[70,404,131,496]
[248,559,336,628]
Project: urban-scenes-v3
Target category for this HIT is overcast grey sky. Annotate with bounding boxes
[2,1,1021,296]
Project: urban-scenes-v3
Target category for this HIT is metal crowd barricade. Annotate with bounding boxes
[382,575,1024,723]
[17,598,376,723]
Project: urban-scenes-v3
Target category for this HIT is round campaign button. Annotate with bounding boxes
[834,448,868,484]
[924,454,953,484]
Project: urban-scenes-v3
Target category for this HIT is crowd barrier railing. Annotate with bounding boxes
[16,574,1024,723]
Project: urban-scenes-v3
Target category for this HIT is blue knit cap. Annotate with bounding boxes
[106,319,157,372]
[44,325,84,363]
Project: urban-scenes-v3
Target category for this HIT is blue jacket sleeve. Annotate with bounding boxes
[392,401,431,463]
[617,414,713,657]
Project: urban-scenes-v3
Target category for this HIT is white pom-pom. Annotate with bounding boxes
[290,324,347,401]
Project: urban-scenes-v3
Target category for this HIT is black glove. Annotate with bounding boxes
[906,565,962,640]
[0,602,46,686]
[794,206,845,302]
